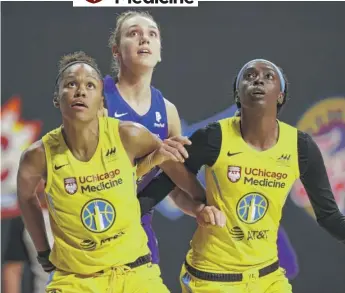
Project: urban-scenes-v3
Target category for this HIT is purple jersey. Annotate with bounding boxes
[103,75,168,264]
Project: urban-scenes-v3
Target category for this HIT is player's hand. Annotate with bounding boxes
[153,136,191,165]
[37,250,56,273]
[196,205,226,228]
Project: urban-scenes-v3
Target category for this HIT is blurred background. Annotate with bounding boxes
[1,2,345,293]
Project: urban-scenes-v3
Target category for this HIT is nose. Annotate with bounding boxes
[253,74,264,86]
[139,34,150,45]
[74,84,86,98]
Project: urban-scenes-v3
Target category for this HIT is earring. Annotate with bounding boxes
[277,95,284,105]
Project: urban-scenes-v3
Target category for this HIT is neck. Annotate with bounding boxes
[116,66,153,102]
[62,118,99,161]
[240,110,278,151]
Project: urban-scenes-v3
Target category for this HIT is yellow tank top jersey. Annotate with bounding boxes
[42,117,149,274]
[187,117,300,272]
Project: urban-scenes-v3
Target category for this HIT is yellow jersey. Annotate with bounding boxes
[42,117,149,274]
[187,117,300,272]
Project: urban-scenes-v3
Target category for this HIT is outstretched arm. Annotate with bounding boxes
[119,121,190,176]
[298,131,345,243]
[164,98,206,211]
[138,123,226,226]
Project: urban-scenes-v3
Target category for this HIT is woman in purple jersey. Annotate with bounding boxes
[103,11,212,271]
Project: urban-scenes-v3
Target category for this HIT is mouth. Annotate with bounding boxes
[250,87,266,95]
[137,48,152,55]
[71,101,88,109]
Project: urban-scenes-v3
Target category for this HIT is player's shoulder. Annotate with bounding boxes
[163,96,178,114]
[42,126,62,146]
[190,121,221,144]
[278,119,298,132]
[20,140,46,165]
[118,120,149,138]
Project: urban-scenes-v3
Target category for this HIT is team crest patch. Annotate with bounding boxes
[64,177,78,195]
[228,166,241,183]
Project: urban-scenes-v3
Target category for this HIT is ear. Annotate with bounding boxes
[234,91,240,103]
[53,93,60,108]
[277,94,284,105]
[112,45,119,57]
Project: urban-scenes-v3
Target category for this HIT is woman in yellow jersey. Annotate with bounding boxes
[138,59,345,293]
[16,51,191,293]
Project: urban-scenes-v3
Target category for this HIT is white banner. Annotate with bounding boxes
[73,0,198,7]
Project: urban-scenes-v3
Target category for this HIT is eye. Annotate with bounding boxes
[266,73,274,80]
[67,81,76,88]
[246,72,256,79]
[87,82,95,89]
[150,31,158,37]
[130,30,139,37]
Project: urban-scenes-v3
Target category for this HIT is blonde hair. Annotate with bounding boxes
[108,11,159,73]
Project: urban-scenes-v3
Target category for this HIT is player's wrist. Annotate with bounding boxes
[37,249,55,273]
[194,203,206,217]
[37,249,51,258]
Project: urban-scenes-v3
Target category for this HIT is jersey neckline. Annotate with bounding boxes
[105,75,155,119]
[58,118,104,164]
[235,118,282,155]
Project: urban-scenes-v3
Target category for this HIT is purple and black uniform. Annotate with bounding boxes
[103,75,169,264]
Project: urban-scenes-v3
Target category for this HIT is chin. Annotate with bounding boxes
[64,113,94,124]
[133,59,158,70]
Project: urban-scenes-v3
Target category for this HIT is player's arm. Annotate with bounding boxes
[138,122,226,226]
[17,141,55,272]
[164,99,207,213]
[298,131,345,243]
[119,121,190,175]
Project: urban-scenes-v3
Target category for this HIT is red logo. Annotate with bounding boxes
[86,0,102,3]
[228,166,241,183]
[1,97,42,218]
[64,177,78,195]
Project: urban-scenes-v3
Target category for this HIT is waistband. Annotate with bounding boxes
[97,254,152,274]
[185,260,280,282]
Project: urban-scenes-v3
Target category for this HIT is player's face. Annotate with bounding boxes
[237,61,282,112]
[116,16,161,71]
[57,64,103,123]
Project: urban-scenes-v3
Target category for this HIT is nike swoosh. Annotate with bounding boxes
[227,151,243,157]
[54,164,68,170]
[114,112,128,118]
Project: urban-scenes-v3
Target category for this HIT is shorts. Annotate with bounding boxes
[1,216,29,264]
[180,262,292,293]
[46,263,170,293]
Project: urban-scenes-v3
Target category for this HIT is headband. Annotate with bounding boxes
[54,61,102,88]
[235,59,285,92]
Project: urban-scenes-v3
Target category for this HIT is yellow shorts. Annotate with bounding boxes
[180,263,292,293]
[46,263,170,293]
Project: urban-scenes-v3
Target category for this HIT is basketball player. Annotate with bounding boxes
[16,51,191,293]
[138,59,345,292]
[104,10,207,266]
